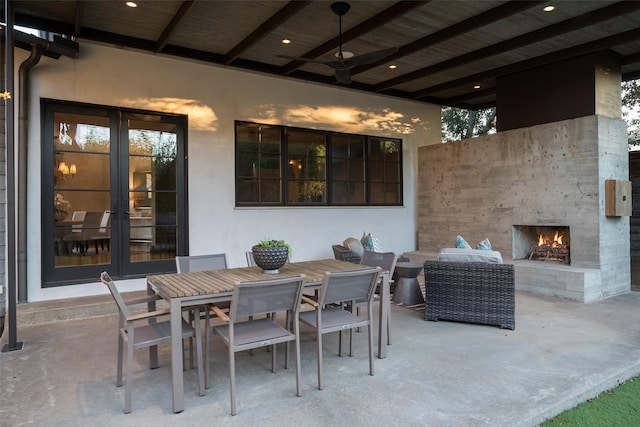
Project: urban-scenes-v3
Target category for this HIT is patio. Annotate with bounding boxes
[2,289,640,427]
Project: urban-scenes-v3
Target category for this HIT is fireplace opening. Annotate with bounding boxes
[513,225,571,265]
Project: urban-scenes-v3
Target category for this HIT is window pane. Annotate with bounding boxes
[287,129,326,205]
[236,122,282,204]
[330,133,365,205]
[368,137,401,205]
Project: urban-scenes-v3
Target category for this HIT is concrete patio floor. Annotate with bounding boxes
[2,290,640,427]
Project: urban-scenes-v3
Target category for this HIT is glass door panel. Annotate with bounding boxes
[126,118,178,265]
[53,113,113,268]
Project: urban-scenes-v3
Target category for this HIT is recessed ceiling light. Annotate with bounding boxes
[282,39,291,44]
[126,2,137,7]
[473,85,481,89]
[543,5,555,12]
[388,64,397,69]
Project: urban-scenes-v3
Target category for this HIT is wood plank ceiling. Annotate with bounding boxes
[8,0,640,109]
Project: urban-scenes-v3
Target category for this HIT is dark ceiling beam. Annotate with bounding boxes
[350,0,544,80]
[155,1,197,53]
[280,1,428,75]
[623,70,640,82]
[373,1,640,92]
[443,87,496,106]
[622,51,640,66]
[223,0,312,64]
[413,27,640,101]
[73,1,84,38]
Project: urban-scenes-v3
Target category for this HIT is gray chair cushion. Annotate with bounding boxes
[437,248,503,264]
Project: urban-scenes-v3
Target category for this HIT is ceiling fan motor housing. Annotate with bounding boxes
[331,2,350,16]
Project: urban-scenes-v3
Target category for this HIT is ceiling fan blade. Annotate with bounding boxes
[344,47,398,67]
[334,68,352,84]
[277,54,328,65]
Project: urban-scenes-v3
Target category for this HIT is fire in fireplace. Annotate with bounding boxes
[529,229,570,264]
[513,225,571,265]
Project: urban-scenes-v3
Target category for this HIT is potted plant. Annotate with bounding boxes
[251,239,291,274]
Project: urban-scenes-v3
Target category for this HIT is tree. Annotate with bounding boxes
[441,79,640,145]
[622,79,640,146]
[441,106,496,142]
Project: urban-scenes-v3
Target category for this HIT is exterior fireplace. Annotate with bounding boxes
[513,225,571,265]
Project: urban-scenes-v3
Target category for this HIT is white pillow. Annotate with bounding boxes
[343,237,364,256]
[437,248,503,264]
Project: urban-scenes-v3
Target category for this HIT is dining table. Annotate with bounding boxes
[146,258,392,413]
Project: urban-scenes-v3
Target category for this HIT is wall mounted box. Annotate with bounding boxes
[605,179,632,216]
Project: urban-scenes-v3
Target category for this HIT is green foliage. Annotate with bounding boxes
[623,80,640,146]
[441,107,496,142]
[441,79,640,146]
[541,376,640,426]
[253,239,292,255]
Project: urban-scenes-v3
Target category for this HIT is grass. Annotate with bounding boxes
[540,375,640,426]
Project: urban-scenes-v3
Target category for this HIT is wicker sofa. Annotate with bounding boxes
[423,260,515,330]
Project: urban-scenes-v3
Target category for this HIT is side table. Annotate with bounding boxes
[392,262,425,305]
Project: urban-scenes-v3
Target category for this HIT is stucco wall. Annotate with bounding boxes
[14,42,440,301]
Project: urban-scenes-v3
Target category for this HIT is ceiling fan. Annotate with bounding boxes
[282,1,398,84]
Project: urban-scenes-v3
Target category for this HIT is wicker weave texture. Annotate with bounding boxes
[332,245,362,264]
[423,261,515,330]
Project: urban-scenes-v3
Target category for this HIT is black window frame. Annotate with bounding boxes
[235,121,403,207]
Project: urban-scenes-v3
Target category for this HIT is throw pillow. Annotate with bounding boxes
[343,237,364,256]
[455,235,471,249]
[361,232,383,252]
[476,238,492,251]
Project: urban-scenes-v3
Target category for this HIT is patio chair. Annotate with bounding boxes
[175,253,228,388]
[100,271,204,413]
[356,251,398,343]
[211,274,306,415]
[299,267,381,390]
[176,253,228,273]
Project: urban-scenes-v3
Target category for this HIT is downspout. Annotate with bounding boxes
[16,44,42,302]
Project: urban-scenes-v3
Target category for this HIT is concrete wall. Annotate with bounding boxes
[13,42,441,302]
[417,115,630,301]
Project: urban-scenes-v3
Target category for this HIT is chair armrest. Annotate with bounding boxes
[301,295,318,307]
[125,307,171,322]
[210,304,229,322]
[125,294,162,306]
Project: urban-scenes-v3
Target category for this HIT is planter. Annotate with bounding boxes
[252,246,289,274]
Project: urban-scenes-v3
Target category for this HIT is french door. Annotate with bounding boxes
[42,101,188,286]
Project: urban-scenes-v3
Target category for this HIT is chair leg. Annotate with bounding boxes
[116,333,124,387]
[294,324,302,397]
[229,347,237,416]
[124,337,134,413]
[317,329,324,391]
[204,310,212,389]
[349,328,354,357]
[367,322,374,376]
[193,307,205,397]
[271,344,277,373]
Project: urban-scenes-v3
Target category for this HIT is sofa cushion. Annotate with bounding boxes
[343,237,364,256]
[438,248,503,264]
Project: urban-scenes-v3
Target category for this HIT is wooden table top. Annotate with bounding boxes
[147,259,373,299]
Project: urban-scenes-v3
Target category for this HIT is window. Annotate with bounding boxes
[42,101,188,286]
[235,121,402,206]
